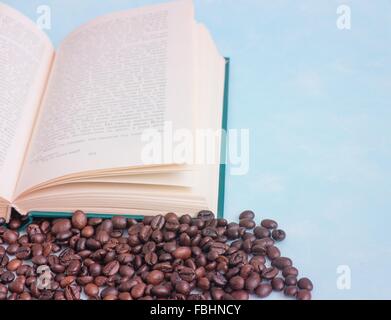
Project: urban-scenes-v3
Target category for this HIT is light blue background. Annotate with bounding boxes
[3,0,391,299]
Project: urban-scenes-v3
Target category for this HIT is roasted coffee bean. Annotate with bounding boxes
[239,210,255,220]
[7,259,22,272]
[64,285,81,300]
[255,283,272,298]
[272,229,286,242]
[284,285,298,297]
[0,210,311,300]
[81,226,94,238]
[231,290,249,300]
[175,280,191,295]
[95,230,109,244]
[261,219,278,229]
[150,215,165,230]
[272,257,292,270]
[239,219,256,229]
[244,274,260,292]
[131,283,146,299]
[8,218,22,230]
[102,261,120,277]
[197,210,214,221]
[229,276,245,290]
[3,230,18,244]
[282,266,299,277]
[173,247,192,260]
[1,271,15,284]
[271,277,285,291]
[52,219,72,235]
[111,216,127,230]
[266,246,281,260]
[84,283,99,298]
[31,255,47,266]
[262,267,279,280]
[252,245,267,256]
[285,275,297,286]
[66,260,81,276]
[298,277,313,291]
[151,284,170,298]
[6,243,19,255]
[72,211,87,230]
[8,277,25,294]
[297,289,312,300]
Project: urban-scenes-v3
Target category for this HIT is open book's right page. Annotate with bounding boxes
[16,0,196,197]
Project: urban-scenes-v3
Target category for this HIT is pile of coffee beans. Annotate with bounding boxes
[0,210,313,300]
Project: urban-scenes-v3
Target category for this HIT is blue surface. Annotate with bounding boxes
[3,0,391,299]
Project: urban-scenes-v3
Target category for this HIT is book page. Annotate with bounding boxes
[16,0,195,196]
[0,3,54,201]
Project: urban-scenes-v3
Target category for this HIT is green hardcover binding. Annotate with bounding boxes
[27,58,230,222]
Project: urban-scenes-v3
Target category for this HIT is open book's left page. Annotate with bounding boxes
[0,3,54,201]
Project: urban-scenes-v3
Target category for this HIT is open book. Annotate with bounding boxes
[0,0,228,221]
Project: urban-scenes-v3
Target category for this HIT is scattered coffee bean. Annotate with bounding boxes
[272,229,286,241]
[72,211,87,230]
[296,289,311,300]
[0,211,312,300]
[298,277,313,291]
[255,283,272,298]
[239,210,255,220]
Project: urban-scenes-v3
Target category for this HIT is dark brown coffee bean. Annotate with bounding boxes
[102,261,120,276]
[95,230,109,244]
[150,215,165,230]
[52,219,71,235]
[151,284,170,298]
[111,216,127,229]
[81,226,94,238]
[297,289,312,300]
[1,271,15,284]
[272,257,292,270]
[252,244,267,256]
[239,210,255,220]
[66,260,81,276]
[262,267,279,280]
[266,246,281,260]
[229,275,245,290]
[6,243,19,255]
[31,255,47,266]
[284,285,298,297]
[64,285,81,300]
[244,274,260,292]
[197,210,215,221]
[271,277,285,291]
[239,219,255,229]
[3,230,18,244]
[261,219,278,229]
[231,290,249,300]
[8,218,22,230]
[282,266,299,277]
[8,277,25,294]
[72,211,87,230]
[298,277,313,291]
[131,283,146,299]
[7,259,22,272]
[285,275,297,286]
[173,247,192,260]
[272,229,286,241]
[84,283,99,298]
[255,283,272,298]
[175,280,191,295]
